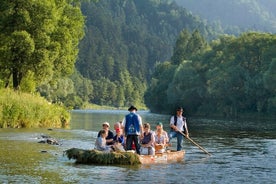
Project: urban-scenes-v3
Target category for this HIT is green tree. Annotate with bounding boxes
[145,61,177,113]
[167,61,205,113]
[188,29,208,60]
[114,86,125,108]
[147,32,276,118]
[171,29,191,65]
[171,29,208,65]
[0,0,84,90]
[264,59,276,113]
[70,70,93,103]
[264,58,276,93]
[118,70,134,106]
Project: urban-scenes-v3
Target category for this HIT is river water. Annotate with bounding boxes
[0,110,275,184]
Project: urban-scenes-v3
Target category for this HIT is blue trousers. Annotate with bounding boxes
[169,131,183,151]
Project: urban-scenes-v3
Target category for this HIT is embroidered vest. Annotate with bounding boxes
[125,113,140,135]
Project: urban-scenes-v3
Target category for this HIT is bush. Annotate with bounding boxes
[0,89,70,128]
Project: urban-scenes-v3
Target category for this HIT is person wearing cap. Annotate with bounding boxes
[121,105,143,154]
[169,107,189,151]
[97,122,114,146]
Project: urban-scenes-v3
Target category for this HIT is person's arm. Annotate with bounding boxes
[120,135,124,144]
[149,132,155,146]
[138,115,143,134]
[184,119,189,137]
[153,134,158,146]
[170,116,178,131]
[104,130,113,145]
[163,131,169,144]
[121,118,126,136]
[140,132,144,142]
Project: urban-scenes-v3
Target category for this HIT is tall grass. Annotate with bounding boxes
[0,89,70,128]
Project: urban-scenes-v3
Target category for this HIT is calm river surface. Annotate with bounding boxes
[1,110,276,184]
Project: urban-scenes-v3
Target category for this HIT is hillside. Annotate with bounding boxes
[174,0,276,33]
[74,0,221,108]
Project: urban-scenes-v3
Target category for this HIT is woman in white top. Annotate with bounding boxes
[154,122,168,153]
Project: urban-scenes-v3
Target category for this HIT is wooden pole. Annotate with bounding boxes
[179,131,211,156]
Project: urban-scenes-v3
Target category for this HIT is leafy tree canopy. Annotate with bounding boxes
[145,31,276,118]
[0,0,85,91]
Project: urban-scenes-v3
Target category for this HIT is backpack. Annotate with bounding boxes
[172,115,187,134]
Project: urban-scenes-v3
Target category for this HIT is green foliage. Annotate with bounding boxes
[205,32,276,116]
[167,61,205,113]
[263,59,276,92]
[171,29,191,65]
[171,29,209,65]
[0,0,85,90]
[75,0,218,108]
[0,89,70,128]
[37,69,94,109]
[145,32,276,118]
[89,69,146,108]
[65,148,141,165]
[145,61,177,113]
[20,70,36,93]
[0,0,220,109]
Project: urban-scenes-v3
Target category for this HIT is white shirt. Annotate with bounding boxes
[170,115,187,131]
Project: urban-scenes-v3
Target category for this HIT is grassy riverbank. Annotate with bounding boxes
[82,101,148,111]
[0,89,70,128]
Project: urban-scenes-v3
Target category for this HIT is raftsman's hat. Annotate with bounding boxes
[128,105,137,111]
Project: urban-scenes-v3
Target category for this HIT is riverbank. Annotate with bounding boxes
[0,89,70,128]
[81,102,148,111]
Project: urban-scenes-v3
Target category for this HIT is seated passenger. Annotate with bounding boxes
[112,128,125,151]
[140,123,155,155]
[95,129,112,152]
[97,122,114,145]
[154,122,168,153]
[113,121,122,130]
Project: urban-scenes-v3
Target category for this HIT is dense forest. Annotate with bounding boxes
[32,0,224,109]
[145,31,276,117]
[0,0,275,120]
[73,0,221,108]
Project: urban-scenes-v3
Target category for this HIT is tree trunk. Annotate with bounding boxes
[12,68,22,90]
[4,73,12,88]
